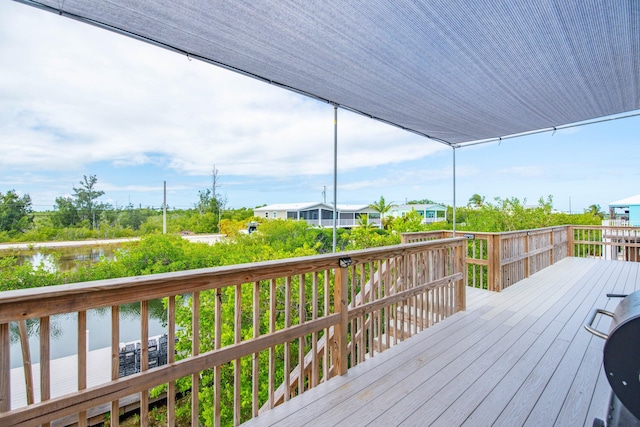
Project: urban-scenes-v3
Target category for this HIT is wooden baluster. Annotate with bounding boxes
[376,260,382,353]
[323,272,330,382]
[214,289,221,427]
[234,284,241,426]
[384,260,391,349]
[140,301,149,427]
[368,262,375,357]
[252,281,260,418]
[77,311,87,427]
[298,274,305,395]
[457,241,467,312]
[111,306,120,427]
[349,265,356,364]
[284,277,291,401]
[40,316,51,427]
[333,265,348,376]
[17,320,34,406]
[268,279,276,408]
[0,323,10,413]
[311,272,319,388]
[167,296,176,427]
[358,264,365,364]
[192,292,199,427]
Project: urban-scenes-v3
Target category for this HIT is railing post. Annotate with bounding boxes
[492,234,503,292]
[0,323,9,413]
[524,232,530,278]
[456,243,466,311]
[332,265,349,376]
[549,228,555,264]
[568,226,574,257]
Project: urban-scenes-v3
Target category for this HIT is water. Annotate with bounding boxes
[9,300,169,369]
[1,244,121,272]
[4,244,169,369]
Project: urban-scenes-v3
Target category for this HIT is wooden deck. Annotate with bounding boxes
[242,257,640,427]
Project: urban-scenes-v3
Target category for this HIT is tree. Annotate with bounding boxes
[586,204,604,219]
[368,196,395,228]
[468,194,485,208]
[119,203,146,230]
[193,166,228,233]
[0,190,33,233]
[407,198,437,205]
[73,175,105,229]
[52,196,79,228]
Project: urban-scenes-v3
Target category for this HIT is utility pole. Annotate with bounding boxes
[163,181,167,234]
[211,164,219,200]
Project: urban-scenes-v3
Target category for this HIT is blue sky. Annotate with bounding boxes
[1,2,638,214]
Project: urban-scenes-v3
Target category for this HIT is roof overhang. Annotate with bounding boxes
[14,0,640,147]
[610,195,640,208]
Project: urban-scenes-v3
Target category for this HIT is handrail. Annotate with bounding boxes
[0,238,467,426]
[403,224,640,291]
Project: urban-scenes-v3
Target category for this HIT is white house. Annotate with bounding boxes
[601,194,640,261]
[389,204,447,223]
[606,194,640,227]
[253,203,379,228]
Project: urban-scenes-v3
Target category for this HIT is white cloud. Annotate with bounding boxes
[0,3,446,183]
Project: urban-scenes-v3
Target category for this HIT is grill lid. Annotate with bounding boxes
[603,291,640,419]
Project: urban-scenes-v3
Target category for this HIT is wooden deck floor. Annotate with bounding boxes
[242,257,640,427]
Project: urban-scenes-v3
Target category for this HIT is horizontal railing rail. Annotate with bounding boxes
[403,224,640,291]
[570,225,640,262]
[403,226,570,291]
[0,238,466,426]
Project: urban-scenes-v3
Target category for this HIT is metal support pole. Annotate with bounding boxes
[333,105,338,253]
[452,146,457,236]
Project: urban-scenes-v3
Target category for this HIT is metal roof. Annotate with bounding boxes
[609,194,640,207]
[16,0,640,147]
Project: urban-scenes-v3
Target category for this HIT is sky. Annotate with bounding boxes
[1,2,638,214]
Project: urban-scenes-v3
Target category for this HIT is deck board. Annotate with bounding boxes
[242,258,640,427]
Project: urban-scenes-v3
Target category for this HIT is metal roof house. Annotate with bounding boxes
[253,203,379,228]
[608,194,640,227]
[389,204,447,224]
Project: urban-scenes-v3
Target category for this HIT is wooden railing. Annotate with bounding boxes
[403,227,569,291]
[571,225,640,262]
[0,238,466,427]
[403,224,640,291]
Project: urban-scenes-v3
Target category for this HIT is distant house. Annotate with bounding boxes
[603,194,640,262]
[253,203,379,228]
[389,204,447,223]
[607,194,640,227]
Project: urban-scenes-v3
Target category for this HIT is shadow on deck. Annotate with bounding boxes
[243,257,640,426]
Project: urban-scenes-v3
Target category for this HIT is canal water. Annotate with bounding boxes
[1,244,121,272]
[4,244,169,369]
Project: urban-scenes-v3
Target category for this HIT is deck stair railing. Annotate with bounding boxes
[263,245,462,410]
[0,237,466,427]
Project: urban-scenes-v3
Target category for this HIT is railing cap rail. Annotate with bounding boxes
[0,237,466,323]
[402,226,571,239]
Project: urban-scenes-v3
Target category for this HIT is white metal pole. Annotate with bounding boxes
[333,105,338,253]
[452,147,457,236]
[163,181,167,234]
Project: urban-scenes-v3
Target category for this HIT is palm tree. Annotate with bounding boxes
[468,193,485,208]
[586,204,604,219]
[369,196,395,228]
